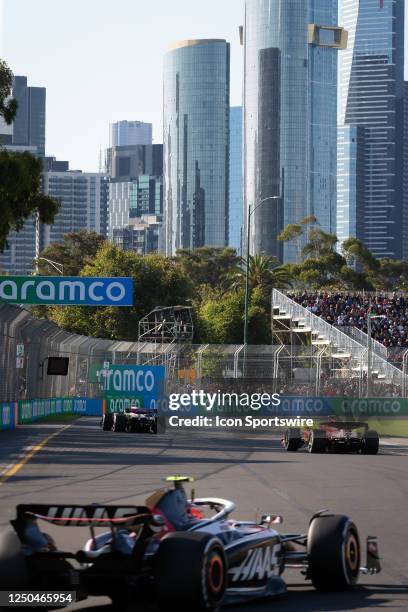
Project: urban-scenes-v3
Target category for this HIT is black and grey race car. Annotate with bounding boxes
[0,477,381,611]
[101,408,159,434]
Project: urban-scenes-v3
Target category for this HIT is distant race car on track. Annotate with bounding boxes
[0,476,381,611]
[284,418,380,455]
[101,407,159,434]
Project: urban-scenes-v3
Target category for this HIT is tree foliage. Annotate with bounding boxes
[37,231,106,276]
[0,151,60,251]
[0,59,18,125]
[47,243,193,340]
[228,253,293,294]
[0,59,59,251]
[174,247,240,290]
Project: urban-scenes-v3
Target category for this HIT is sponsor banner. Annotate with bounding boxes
[91,365,165,399]
[105,395,144,414]
[0,276,133,306]
[18,397,98,424]
[159,396,335,417]
[0,402,15,430]
[159,395,408,418]
[332,397,408,417]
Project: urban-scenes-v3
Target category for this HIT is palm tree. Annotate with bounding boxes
[227,253,293,293]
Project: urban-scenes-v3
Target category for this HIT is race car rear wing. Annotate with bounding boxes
[13,504,153,528]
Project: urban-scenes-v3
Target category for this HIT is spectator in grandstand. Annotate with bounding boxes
[290,292,408,348]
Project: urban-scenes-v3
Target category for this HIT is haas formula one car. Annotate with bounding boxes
[101,407,160,434]
[284,419,380,455]
[0,477,381,611]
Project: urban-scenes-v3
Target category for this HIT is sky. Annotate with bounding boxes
[1,0,408,173]
[1,0,244,172]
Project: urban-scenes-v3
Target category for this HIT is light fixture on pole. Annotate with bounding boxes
[243,195,281,346]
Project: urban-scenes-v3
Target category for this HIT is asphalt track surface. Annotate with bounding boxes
[0,418,408,611]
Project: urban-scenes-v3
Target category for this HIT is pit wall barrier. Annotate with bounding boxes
[18,397,103,425]
[0,402,16,430]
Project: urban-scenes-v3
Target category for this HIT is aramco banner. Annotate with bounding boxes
[0,276,133,306]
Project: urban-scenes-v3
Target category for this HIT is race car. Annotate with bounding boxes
[284,419,380,455]
[0,476,381,611]
[101,407,159,434]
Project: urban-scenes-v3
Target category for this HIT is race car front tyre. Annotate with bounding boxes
[307,515,360,591]
[112,413,127,432]
[155,532,227,611]
[0,530,29,589]
[284,428,302,451]
[361,430,379,455]
[101,413,114,431]
[308,429,327,454]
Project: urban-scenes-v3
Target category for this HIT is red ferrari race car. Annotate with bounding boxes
[283,419,380,455]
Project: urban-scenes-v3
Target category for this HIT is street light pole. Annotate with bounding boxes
[34,257,64,276]
[243,196,281,346]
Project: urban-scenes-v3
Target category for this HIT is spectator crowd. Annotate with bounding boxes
[290,292,408,349]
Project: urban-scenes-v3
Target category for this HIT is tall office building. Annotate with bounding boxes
[337,125,366,246]
[338,0,405,259]
[244,0,345,262]
[110,121,152,147]
[106,144,163,180]
[403,82,408,260]
[229,107,243,255]
[12,76,46,156]
[42,172,109,248]
[109,176,163,238]
[163,39,230,255]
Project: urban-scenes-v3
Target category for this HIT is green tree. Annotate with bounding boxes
[0,151,60,251]
[37,231,106,276]
[0,59,18,124]
[228,253,293,294]
[197,290,245,344]
[174,247,241,290]
[277,215,316,261]
[45,243,193,340]
[0,59,59,251]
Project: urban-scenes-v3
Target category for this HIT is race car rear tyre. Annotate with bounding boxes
[0,530,29,589]
[112,413,127,432]
[308,429,327,454]
[284,428,302,451]
[155,532,227,611]
[307,515,360,591]
[361,430,379,455]
[101,413,114,431]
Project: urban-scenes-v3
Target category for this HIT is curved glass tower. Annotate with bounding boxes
[164,39,230,255]
[244,0,343,261]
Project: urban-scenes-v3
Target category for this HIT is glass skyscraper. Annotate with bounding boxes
[229,107,243,255]
[338,0,405,259]
[163,39,230,255]
[12,76,46,156]
[244,0,345,262]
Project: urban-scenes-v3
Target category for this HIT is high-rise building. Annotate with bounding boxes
[106,144,163,180]
[113,215,163,255]
[109,176,163,239]
[403,82,408,260]
[244,0,346,262]
[229,107,243,255]
[110,120,152,147]
[12,76,46,156]
[163,39,230,255]
[338,0,405,259]
[337,125,366,246]
[41,171,109,248]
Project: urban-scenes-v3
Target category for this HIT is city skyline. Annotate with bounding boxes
[1,0,244,172]
[3,0,407,174]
